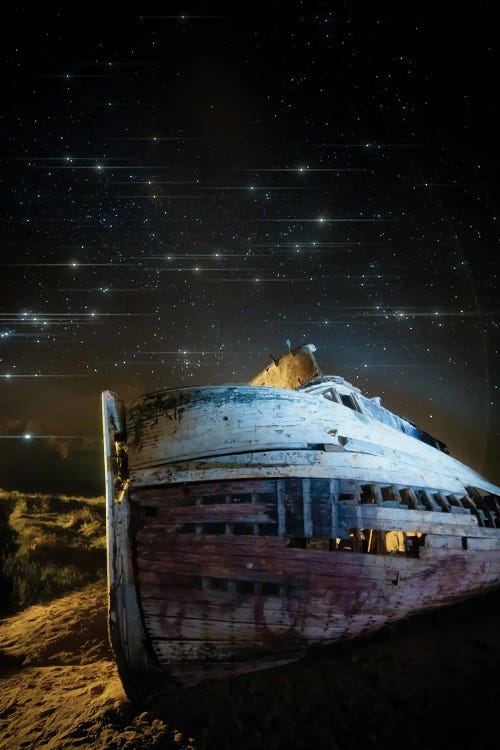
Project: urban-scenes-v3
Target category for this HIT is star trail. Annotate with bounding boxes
[1,4,498,493]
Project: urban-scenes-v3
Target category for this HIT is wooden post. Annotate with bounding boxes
[102,391,170,704]
[330,478,341,538]
[277,479,286,536]
[302,478,313,537]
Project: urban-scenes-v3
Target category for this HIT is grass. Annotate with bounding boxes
[0,489,106,612]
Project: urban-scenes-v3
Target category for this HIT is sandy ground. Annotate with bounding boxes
[0,585,184,749]
[1,583,500,750]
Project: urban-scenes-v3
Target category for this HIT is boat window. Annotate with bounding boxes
[407,532,424,557]
[258,523,278,536]
[258,492,276,504]
[434,493,451,512]
[236,580,255,595]
[336,529,366,552]
[399,488,416,509]
[262,582,280,596]
[230,494,251,504]
[288,538,330,550]
[366,529,385,554]
[201,523,226,534]
[483,495,500,528]
[178,523,196,534]
[360,484,377,503]
[336,536,355,551]
[430,492,448,512]
[414,490,431,509]
[288,537,307,548]
[307,538,330,551]
[339,493,358,503]
[233,523,254,535]
[380,486,397,502]
[473,493,497,527]
[351,529,424,556]
[201,494,226,505]
[340,393,360,411]
[322,387,338,402]
[207,577,229,592]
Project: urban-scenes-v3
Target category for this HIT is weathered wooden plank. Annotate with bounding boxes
[152,639,271,662]
[310,478,332,537]
[283,478,303,536]
[137,559,398,594]
[102,392,168,703]
[144,613,304,641]
[302,478,313,537]
[136,559,294,588]
[145,613,396,642]
[418,547,499,561]
[131,479,277,505]
[136,533,286,550]
[130,451,470,497]
[276,479,286,535]
[135,546,433,586]
[137,562,298,586]
[424,534,465,549]
[451,526,500,539]
[141,590,300,616]
[140,595,370,626]
[138,523,271,536]
[137,502,273,524]
[339,505,478,527]
[150,638,309,673]
[465,536,500,551]
[149,614,387,646]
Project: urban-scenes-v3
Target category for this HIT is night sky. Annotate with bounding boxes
[1,4,498,494]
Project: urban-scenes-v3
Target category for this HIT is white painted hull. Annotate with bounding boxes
[126,385,498,497]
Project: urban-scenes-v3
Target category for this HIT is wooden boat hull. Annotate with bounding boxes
[102,383,500,703]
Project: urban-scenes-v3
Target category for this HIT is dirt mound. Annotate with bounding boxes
[0,584,191,750]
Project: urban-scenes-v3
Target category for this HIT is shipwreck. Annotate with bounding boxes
[102,344,500,703]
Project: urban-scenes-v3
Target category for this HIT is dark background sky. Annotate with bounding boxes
[1,3,498,494]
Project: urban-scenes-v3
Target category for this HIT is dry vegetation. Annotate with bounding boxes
[0,490,106,612]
